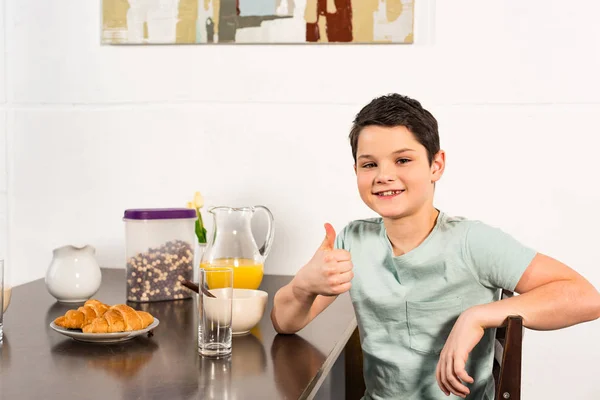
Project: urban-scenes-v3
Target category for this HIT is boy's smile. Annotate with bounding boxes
[373,189,405,198]
[354,125,444,220]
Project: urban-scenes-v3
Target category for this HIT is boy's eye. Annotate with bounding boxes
[361,163,376,169]
[396,158,410,165]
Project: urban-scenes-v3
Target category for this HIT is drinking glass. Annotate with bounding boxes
[197,267,233,358]
[1,260,4,343]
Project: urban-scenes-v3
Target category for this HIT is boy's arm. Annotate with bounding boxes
[270,223,354,334]
[472,253,600,330]
[271,285,338,334]
[437,253,600,398]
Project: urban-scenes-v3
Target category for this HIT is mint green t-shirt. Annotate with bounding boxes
[334,211,536,400]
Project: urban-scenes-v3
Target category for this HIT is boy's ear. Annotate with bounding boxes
[353,164,357,175]
[431,150,445,182]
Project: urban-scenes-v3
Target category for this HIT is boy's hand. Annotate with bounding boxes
[292,223,353,299]
[435,308,484,398]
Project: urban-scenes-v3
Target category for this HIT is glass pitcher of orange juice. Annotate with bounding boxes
[200,206,274,290]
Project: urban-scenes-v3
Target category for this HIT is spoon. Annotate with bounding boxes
[181,280,216,298]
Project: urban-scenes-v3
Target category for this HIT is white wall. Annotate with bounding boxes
[0,0,7,274]
[4,0,600,398]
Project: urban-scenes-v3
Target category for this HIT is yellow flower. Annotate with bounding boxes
[189,191,208,244]
[193,192,204,209]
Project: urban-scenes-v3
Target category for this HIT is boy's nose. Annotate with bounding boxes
[375,175,396,184]
[375,165,397,183]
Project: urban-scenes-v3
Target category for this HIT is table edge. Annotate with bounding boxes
[300,316,358,400]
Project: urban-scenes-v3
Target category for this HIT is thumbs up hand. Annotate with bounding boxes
[293,223,354,297]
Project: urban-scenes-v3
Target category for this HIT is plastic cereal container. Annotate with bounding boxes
[123,208,197,302]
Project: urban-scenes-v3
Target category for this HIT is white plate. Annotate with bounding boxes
[50,318,159,343]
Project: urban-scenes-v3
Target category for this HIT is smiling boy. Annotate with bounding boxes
[271,93,600,399]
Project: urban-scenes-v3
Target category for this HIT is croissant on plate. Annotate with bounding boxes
[82,304,154,333]
[54,299,110,329]
[54,300,154,333]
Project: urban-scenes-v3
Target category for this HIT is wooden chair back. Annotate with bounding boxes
[493,289,524,400]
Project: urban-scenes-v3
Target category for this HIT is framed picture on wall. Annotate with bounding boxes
[101,0,414,44]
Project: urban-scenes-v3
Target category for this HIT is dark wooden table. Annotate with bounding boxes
[0,269,357,400]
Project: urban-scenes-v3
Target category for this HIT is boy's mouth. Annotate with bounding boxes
[373,190,405,197]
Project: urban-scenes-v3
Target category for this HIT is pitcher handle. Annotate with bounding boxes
[254,206,275,258]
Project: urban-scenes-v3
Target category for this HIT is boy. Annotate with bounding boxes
[271,94,600,399]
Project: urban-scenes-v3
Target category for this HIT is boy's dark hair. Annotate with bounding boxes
[349,93,440,165]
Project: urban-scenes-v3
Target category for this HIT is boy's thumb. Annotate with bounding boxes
[319,223,336,250]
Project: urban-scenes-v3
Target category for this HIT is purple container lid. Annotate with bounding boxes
[123,208,197,220]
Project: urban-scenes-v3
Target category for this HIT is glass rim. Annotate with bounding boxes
[199,266,233,274]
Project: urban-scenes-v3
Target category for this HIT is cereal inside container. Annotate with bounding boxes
[123,208,197,302]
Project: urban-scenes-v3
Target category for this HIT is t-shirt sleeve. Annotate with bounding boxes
[462,221,537,291]
[334,224,348,251]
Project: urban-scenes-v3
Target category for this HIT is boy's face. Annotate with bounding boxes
[354,125,444,220]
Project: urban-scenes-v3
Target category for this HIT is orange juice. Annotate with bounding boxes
[200,258,264,290]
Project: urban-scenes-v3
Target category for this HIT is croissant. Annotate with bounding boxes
[82,304,154,334]
[54,299,110,329]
